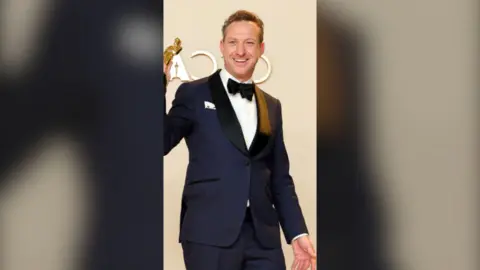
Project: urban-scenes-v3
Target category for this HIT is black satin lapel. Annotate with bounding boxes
[250,86,273,157]
[208,70,248,155]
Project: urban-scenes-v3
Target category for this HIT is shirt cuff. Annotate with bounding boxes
[292,233,308,242]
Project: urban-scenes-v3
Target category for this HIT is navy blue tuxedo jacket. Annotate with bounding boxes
[164,70,308,248]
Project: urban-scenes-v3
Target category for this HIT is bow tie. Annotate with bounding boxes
[227,79,254,101]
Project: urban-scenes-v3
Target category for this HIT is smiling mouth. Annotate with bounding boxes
[233,58,249,63]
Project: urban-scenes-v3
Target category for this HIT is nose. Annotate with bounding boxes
[235,44,246,56]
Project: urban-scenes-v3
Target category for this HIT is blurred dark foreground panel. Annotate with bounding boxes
[316,4,387,270]
[0,1,164,269]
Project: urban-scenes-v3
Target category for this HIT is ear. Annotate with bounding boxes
[219,39,225,54]
[260,42,265,55]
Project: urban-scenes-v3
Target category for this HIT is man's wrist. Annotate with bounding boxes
[292,233,308,242]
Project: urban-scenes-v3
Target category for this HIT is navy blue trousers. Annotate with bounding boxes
[181,208,286,270]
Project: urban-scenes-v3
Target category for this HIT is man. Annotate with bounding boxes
[164,10,316,270]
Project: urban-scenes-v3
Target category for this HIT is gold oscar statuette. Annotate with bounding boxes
[164,37,182,66]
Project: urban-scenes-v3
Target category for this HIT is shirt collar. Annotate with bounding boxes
[220,69,253,87]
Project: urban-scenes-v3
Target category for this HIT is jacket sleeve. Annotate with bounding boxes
[163,78,195,155]
[270,100,309,243]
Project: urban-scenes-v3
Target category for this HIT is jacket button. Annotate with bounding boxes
[245,160,250,166]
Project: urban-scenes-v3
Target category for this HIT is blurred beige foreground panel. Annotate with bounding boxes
[0,0,54,79]
[1,135,92,270]
[322,0,478,269]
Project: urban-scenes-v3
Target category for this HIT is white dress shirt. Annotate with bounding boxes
[219,69,306,242]
[219,69,257,149]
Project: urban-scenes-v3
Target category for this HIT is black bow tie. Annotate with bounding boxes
[227,79,254,101]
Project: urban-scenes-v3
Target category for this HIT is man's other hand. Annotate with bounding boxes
[291,235,316,270]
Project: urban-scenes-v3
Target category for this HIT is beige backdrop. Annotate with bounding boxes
[163,1,318,269]
[322,0,478,269]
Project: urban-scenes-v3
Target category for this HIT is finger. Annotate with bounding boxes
[311,258,316,270]
[291,259,298,270]
[164,63,171,73]
[307,247,316,258]
[298,260,308,270]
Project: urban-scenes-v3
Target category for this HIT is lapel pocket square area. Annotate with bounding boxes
[204,101,216,110]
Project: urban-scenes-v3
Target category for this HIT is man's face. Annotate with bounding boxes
[220,21,264,82]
